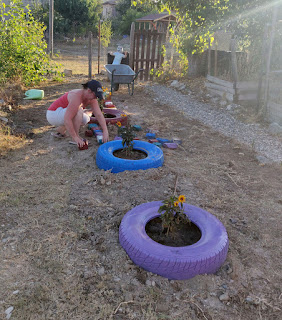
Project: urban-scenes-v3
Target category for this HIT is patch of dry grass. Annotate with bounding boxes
[0,83,29,156]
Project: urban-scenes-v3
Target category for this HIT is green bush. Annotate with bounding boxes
[0,0,61,85]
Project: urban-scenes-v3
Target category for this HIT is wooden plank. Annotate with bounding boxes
[206,75,234,88]
[134,33,140,74]
[150,32,158,80]
[265,6,278,106]
[145,30,152,81]
[236,81,260,89]
[139,30,146,80]
[205,81,235,94]
[207,88,234,102]
[129,22,135,69]
[238,93,258,101]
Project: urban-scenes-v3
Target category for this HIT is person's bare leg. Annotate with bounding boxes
[72,108,84,139]
[56,125,66,135]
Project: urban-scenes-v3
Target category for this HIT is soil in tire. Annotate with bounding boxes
[145,217,202,247]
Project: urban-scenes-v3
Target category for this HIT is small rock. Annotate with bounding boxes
[256,155,270,164]
[12,290,19,295]
[113,276,121,282]
[229,218,237,224]
[100,177,106,185]
[245,295,260,305]
[0,99,5,105]
[220,100,227,107]
[219,292,230,302]
[0,117,9,123]
[227,267,233,274]
[145,280,152,286]
[5,306,14,319]
[170,80,179,87]
[98,267,105,276]
[269,122,282,135]
[155,303,170,312]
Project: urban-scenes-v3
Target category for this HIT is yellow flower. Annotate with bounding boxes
[178,195,186,203]
[116,121,122,127]
[121,114,127,117]
[174,201,179,207]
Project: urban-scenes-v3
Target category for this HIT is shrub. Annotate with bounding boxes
[0,0,61,85]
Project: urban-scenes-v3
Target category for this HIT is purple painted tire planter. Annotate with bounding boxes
[89,108,127,125]
[119,201,229,280]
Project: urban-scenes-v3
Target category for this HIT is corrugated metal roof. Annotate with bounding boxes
[102,0,117,5]
[136,13,176,22]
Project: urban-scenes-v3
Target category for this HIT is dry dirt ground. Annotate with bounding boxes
[0,75,282,320]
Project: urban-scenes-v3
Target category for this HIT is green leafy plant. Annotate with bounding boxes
[0,0,62,85]
[158,195,190,235]
[100,20,113,48]
[116,119,136,156]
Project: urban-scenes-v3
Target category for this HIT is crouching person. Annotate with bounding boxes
[46,80,109,148]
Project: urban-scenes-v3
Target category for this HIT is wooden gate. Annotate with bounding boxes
[129,23,166,81]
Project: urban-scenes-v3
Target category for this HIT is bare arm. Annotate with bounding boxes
[91,100,109,143]
[64,94,85,146]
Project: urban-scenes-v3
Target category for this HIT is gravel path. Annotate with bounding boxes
[146,84,282,163]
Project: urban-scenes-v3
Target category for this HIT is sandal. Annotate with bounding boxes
[69,141,92,146]
[52,132,66,139]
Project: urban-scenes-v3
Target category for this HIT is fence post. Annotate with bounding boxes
[230,38,238,102]
[214,34,218,77]
[207,38,211,75]
[264,6,278,113]
[48,0,54,58]
[88,32,92,80]
[129,22,135,69]
[98,20,101,74]
[257,24,269,112]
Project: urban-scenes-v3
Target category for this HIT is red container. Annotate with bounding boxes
[79,139,88,150]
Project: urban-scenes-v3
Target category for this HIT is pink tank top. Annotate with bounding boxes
[48,92,69,111]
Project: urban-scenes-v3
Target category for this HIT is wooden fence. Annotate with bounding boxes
[205,75,267,103]
[129,23,166,81]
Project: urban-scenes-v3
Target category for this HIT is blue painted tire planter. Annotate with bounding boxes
[119,201,229,280]
[96,140,164,173]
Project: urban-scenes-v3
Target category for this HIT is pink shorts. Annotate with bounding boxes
[46,107,90,127]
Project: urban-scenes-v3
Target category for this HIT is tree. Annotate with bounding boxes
[54,0,102,36]
[113,0,157,35]
[31,0,102,37]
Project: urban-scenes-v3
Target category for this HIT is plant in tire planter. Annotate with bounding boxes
[158,194,190,235]
[119,201,229,280]
[116,121,136,157]
[96,140,164,173]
